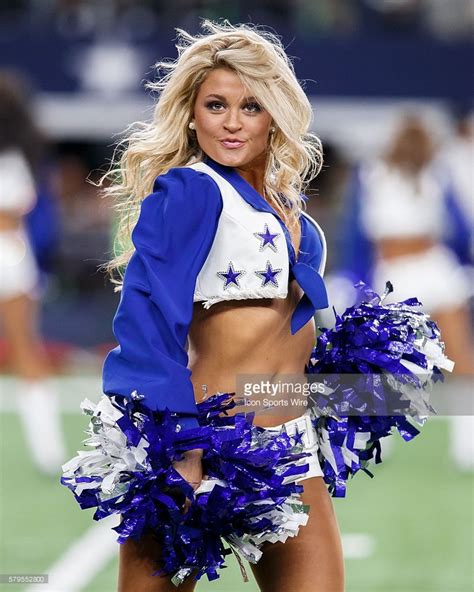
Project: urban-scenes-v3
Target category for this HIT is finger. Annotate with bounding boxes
[182,498,192,515]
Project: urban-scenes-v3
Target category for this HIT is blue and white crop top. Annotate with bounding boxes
[102,156,328,429]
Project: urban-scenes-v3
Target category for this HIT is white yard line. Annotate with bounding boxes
[342,533,376,559]
[25,515,120,592]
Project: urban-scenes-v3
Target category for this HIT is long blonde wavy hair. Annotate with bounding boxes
[102,19,323,289]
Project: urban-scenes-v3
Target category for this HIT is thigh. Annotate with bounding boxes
[250,476,345,592]
[118,529,199,592]
[0,294,48,377]
[433,305,474,375]
[0,293,40,347]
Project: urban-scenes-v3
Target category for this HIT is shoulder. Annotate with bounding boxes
[151,166,222,208]
[134,167,223,239]
[301,210,326,245]
[0,148,36,209]
[0,148,34,190]
[300,210,327,274]
[0,147,31,172]
[296,194,326,247]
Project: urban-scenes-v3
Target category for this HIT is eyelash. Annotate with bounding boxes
[205,101,262,113]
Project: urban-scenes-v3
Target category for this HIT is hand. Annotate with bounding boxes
[171,449,204,514]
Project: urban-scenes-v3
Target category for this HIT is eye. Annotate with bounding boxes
[205,101,225,111]
[244,102,262,113]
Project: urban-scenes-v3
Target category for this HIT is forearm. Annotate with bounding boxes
[182,448,204,459]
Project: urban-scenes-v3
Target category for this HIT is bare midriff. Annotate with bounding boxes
[0,212,22,231]
[377,236,436,260]
[188,279,316,428]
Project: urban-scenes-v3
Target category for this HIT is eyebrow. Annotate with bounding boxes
[204,94,258,102]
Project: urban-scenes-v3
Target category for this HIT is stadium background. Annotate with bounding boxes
[0,1,472,591]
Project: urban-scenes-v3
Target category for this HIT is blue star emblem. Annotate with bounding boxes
[217,261,246,290]
[254,224,279,252]
[255,260,282,287]
[292,427,305,446]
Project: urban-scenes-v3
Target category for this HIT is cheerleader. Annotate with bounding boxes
[0,72,66,475]
[439,108,474,472]
[92,21,342,592]
[61,20,459,590]
[353,116,472,370]
[354,116,474,466]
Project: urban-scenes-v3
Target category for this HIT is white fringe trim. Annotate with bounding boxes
[195,289,289,310]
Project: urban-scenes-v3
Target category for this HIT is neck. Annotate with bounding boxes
[235,151,268,198]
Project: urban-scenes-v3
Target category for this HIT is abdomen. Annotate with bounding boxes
[188,282,316,424]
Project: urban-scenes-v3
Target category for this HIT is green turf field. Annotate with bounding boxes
[1,377,473,592]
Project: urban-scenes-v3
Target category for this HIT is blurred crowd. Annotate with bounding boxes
[1,0,473,40]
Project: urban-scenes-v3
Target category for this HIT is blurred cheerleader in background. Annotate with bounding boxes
[0,71,66,476]
[345,115,474,469]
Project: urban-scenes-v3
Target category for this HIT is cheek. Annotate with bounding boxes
[195,111,219,136]
[251,119,271,144]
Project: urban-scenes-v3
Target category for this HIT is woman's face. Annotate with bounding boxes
[192,68,273,170]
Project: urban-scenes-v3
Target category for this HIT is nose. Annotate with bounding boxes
[223,108,242,133]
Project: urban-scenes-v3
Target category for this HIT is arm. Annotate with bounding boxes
[102,167,223,430]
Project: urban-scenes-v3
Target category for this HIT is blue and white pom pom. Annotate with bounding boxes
[61,392,313,586]
[306,280,454,497]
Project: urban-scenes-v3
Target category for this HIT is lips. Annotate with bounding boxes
[219,139,246,149]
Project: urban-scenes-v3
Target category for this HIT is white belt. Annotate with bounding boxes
[263,412,317,450]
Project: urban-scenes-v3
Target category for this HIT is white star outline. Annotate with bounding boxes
[216,260,247,291]
[254,260,283,288]
[253,223,280,253]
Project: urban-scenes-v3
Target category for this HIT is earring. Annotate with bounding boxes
[188,121,196,130]
[270,126,276,134]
